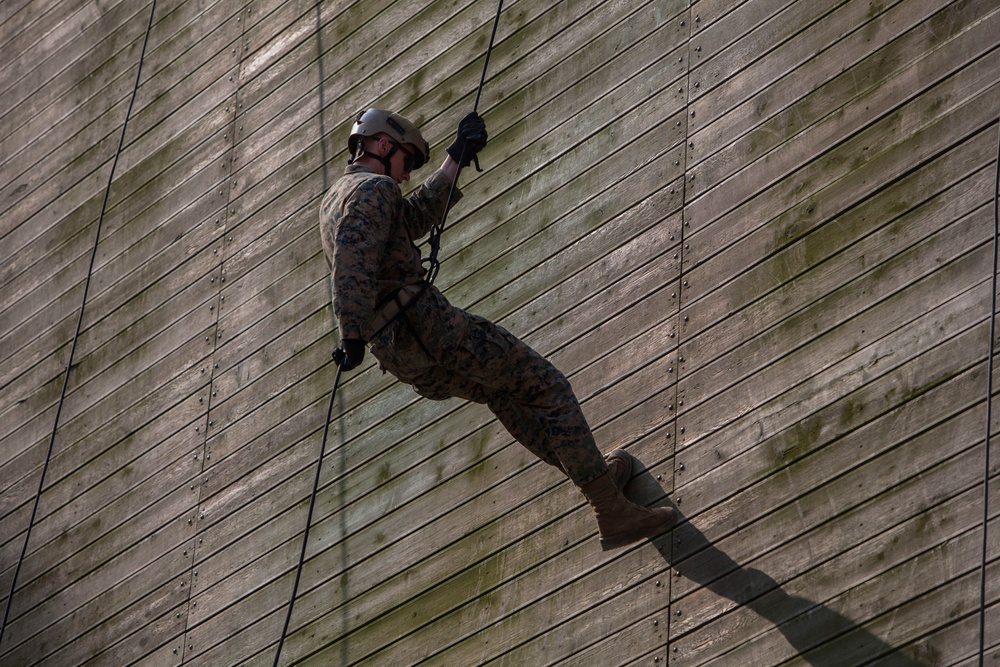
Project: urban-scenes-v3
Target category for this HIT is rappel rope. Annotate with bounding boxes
[979,117,1000,667]
[268,2,334,665]
[424,0,505,286]
[0,0,158,651]
[270,2,504,664]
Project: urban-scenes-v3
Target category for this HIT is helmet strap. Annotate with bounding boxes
[378,142,398,176]
[352,137,397,177]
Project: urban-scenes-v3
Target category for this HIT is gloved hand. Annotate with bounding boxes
[446,112,488,169]
[333,338,366,371]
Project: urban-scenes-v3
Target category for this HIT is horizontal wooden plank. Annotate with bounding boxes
[682,63,1000,274]
[0,46,138,239]
[0,0,40,45]
[4,483,198,663]
[546,611,668,666]
[688,0,852,108]
[11,281,214,475]
[182,340,680,667]
[0,0,143,153]
[2,447,200,658]
[0,0,122,112]
[675,279,990,512]
[677,170,993,427]
[234,0,669,173]
[785,516,997,665]
[2,0,997,663]
[672,485,986,662]
[671,408,986,634]
[9,349,211,585]
[1,169,228,398]
[358,533,663,665]
[687,3,1000,205]
[688,0,950,163]
[36,583,189,667]
[678,129,995,373]
[687,0,790,64]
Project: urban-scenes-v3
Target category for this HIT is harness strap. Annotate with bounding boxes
[370,281,429,340]
[400,307,436,361]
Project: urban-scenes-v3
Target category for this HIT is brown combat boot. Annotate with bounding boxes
[581,472,677,551]
[605,449,634,492]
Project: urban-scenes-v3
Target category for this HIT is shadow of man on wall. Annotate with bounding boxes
[635,486,929,666]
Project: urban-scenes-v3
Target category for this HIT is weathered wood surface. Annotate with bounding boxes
[1,0,997,665]
[668,0,1000,665]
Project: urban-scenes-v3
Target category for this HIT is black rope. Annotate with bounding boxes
[981,117,1000,667]
[425,0,504,285]
[270,4,334,664]
[270,2,505,663]
[272,363,343,667]
[0,0,157,650]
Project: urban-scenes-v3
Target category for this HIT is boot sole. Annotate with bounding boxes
[599,516,678,551]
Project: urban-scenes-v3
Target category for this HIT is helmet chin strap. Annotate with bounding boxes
[353,140,398,177]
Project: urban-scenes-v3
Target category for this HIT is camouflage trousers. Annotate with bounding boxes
[369,285,608,486]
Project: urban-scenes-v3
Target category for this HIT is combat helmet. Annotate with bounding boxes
[348,108,430,172]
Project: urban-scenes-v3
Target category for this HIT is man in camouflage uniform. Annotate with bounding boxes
[320,108,675,550]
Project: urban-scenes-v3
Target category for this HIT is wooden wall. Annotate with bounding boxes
[1,0,998,664]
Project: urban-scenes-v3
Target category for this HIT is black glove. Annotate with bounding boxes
[446,112,488,169]
[334,338,366,371]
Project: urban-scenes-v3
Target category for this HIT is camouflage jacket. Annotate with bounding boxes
[319,164,461,341]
